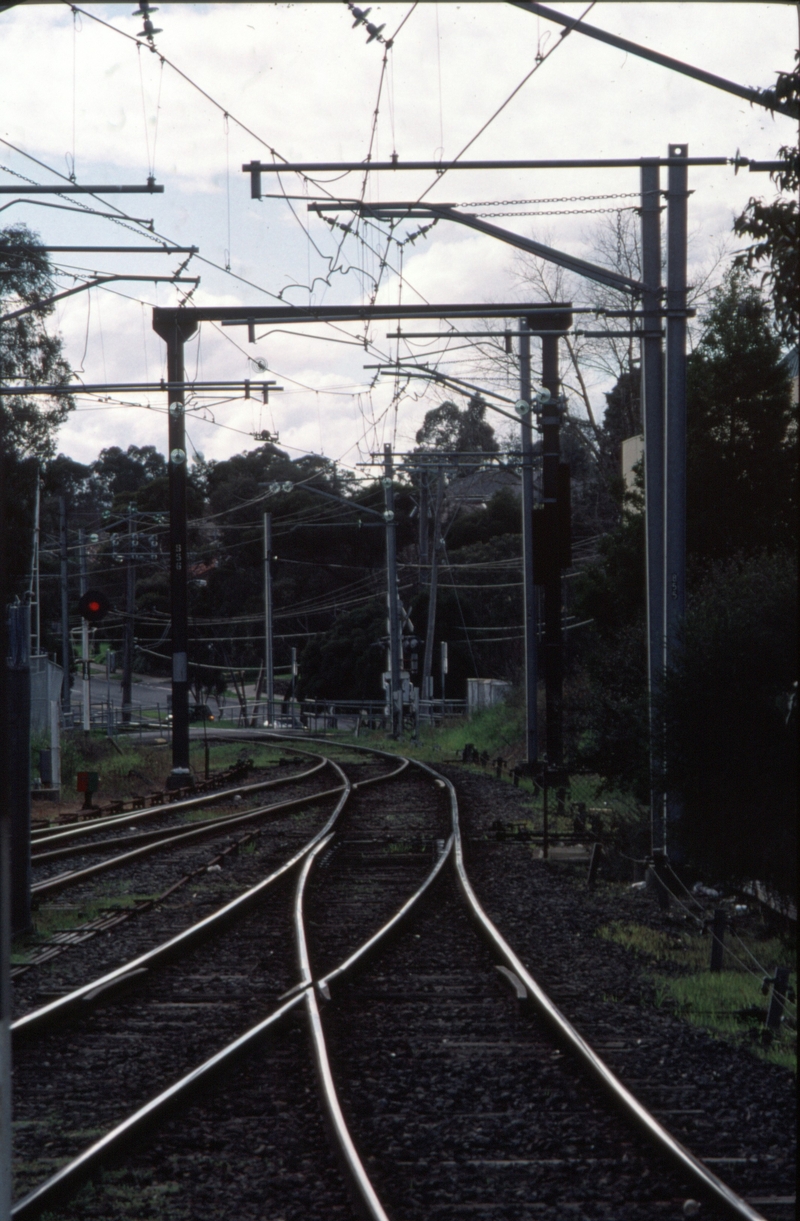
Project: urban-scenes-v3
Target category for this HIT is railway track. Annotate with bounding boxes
[10,737,792,1220]
[12,743,342,1011]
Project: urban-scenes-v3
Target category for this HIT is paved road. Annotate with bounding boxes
[71,670,259,720]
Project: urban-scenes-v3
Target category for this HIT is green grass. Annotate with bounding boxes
[12,892,159,962]
[600,919,796,1071]
[44,733,284,801]
[337,696,524,763]
[39,1166,188,1221]
[316,702,648,850]
[599,920,703,965]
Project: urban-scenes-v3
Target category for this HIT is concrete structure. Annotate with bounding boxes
[467,677,511,716]
[30,657,63,737]
[621,434,644,496]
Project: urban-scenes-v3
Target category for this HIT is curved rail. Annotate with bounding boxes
[31,782,345,898]
[11,994,306,1221]
[15,748,411,1037]
[30,747,403,874]
[15,739,763,1221]
[198,736,777,1219]
[32,769,332,867]
[15,760,351,1037]
[30,750,327,847]
[411,758,768,1221]
[295,838,392,1221]
[11,755,452,1219]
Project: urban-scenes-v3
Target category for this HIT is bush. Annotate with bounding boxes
[665,551,797,899]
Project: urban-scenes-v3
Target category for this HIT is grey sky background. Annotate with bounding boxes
[1,2,795,471]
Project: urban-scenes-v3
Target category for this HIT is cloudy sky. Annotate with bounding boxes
[1,1,795,474]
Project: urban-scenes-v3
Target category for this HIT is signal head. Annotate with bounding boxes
[78,589,110,623]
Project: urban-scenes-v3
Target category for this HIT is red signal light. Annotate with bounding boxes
[78,589,110,622]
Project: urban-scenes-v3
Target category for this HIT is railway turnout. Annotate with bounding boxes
[8,736,794,1220]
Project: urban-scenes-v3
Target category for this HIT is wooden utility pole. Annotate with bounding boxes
[518,320,539,766]
[421,469,444,712]
[263,511,274,727]
[121,504,135,724]
[59,496,71,718]
[78,529,90,733]
[383,444,402,738]
[418,469,430,584]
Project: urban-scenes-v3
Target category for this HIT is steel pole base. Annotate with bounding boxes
[165,767,193,792]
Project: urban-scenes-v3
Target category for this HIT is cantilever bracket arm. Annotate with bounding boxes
[0,275,198,323]
[507,1,800,121]
[310,201,640,296]
[424,206,640,295]
[287,481,386,521]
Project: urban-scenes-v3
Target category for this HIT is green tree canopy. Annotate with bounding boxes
[665,551,797,898]
[733,55,799,346]
[1,225,73,597]
[296,599,386,701]
[0,224,73,459]
[414,394,498,464]
[93,444,168,506]
[686,269,795,561]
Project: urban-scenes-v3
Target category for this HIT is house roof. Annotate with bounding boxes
[445,467,521,510]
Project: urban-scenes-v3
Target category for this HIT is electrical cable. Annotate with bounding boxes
[414,1,597,206]
[6,15,511,433]
[656,871,795,1002]
[11,4,597,464]
[665,864,797,1012]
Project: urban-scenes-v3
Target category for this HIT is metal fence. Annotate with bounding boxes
[65,696,471,736]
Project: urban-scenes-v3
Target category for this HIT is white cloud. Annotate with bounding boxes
[1,2,793,470]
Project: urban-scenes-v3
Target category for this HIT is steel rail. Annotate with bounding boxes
[30,744,321,842]
[30,783,346,898]
[30,764,322,841]
[321,830,453,990]
[10,991,307,1220]
[30,799,319,866]
[30,759,328,851]
[261,734,412,793]
[411,758,769,1221]
[10,756,452,1219]
[296,837,392,1221]
[31,768,330,866]
[352,757,409,789]
[14,760,351,1038]
[14,746,408,1036]
[16,737,760,1219]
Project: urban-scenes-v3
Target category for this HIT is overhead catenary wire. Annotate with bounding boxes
[3,3,643,468]
[3,14,537,430]
[413,0,597,208]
